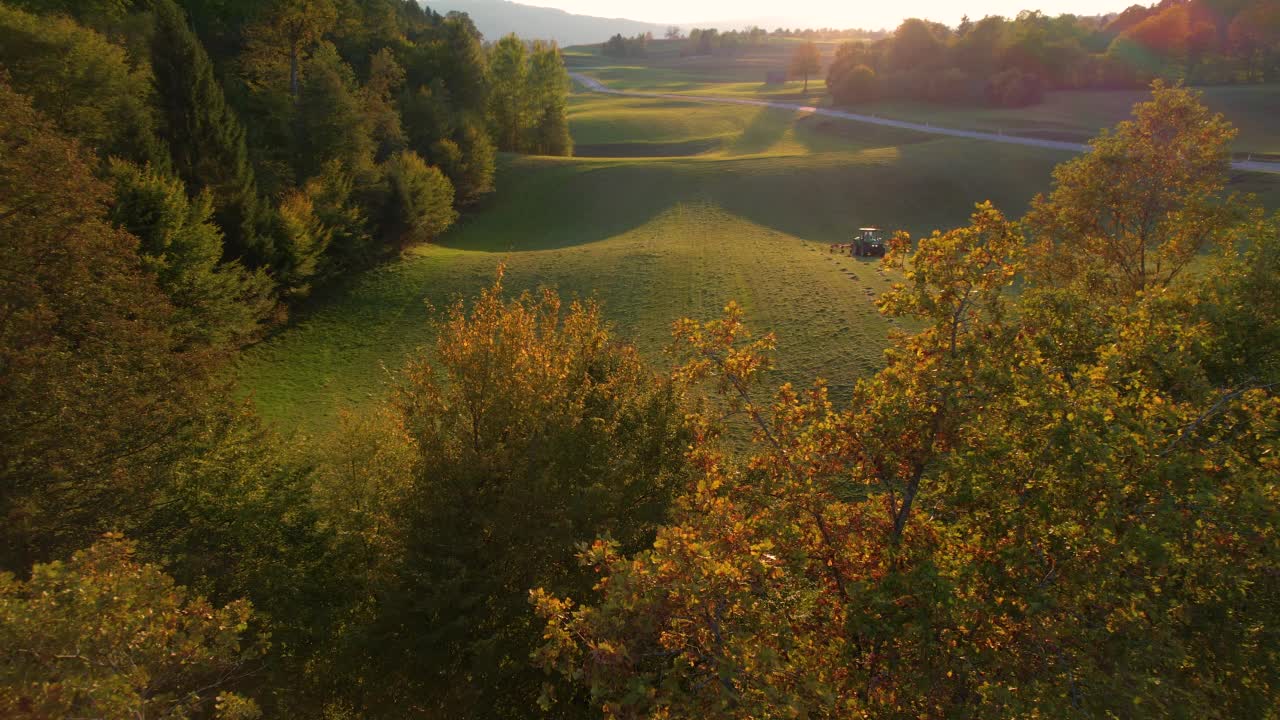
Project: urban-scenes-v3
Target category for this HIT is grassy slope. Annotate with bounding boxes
[237,93,1070,432]
[567,40,1280,156]
[239,50,1280,434]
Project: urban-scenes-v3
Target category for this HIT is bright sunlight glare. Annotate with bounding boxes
[521,0,1125,29]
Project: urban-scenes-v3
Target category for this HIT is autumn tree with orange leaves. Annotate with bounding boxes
[533,83,1280,719]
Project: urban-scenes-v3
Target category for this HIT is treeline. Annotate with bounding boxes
[602,31,651,57]
[681,26,772,56]
[0,0,570,347]
[1,0,582,716]
[610,26,878,59]
[828,0,1280,108]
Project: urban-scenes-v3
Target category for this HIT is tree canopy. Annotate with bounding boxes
[532,83,1280,719]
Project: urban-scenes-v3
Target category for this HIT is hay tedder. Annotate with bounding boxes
[830,227,887,258]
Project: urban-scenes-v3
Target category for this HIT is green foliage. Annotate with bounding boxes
[362,47,408,161]
[301,159,376,274]
[602,32,650,58]
[828,60,878,104]
[0,4,167,167]
[488,36,572,156]
[1024,82,1241,299]
[341,275,697,716]
[488,34,529,152]
[430,118,496,206]
[984,67,1045,107]
[526,41,573,156]
[150,0,272,268]
[295,42,376,180]
[106,160,276,350]
[0,536,262,720]
[132,408,342,718]
[240,0,338,100]
[7,0,131,22]
[825,2,1280,110]
[788,40,821,91]
[276,188,333,296]
[380,150,457,246]
[0,82,207,570]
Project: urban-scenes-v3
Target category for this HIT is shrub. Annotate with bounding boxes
[828,63,879,104]
[380,150,457,246]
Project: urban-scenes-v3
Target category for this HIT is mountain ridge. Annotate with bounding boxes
[425,0,669,46]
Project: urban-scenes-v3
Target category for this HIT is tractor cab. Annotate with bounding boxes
[852,227,886,257]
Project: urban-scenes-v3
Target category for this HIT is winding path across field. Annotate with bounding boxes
[571,72,1280,175]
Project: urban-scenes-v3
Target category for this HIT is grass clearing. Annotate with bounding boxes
[238,90,1077,433]
[238,61,1280,435]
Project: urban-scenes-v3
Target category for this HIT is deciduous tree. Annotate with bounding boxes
[0,82,207,569]
[789,40,821,91]
[0,536,262,720]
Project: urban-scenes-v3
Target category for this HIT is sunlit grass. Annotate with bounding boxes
[237,91,1079,432]
[238,53,1280,434]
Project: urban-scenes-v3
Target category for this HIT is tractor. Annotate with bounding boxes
[852,227,886,257]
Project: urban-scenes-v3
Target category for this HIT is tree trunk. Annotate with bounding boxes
[289,44,300,100]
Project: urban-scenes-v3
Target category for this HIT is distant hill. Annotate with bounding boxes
[425,0,668,46]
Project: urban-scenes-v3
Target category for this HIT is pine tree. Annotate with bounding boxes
[295,43,376,181]
[149,0,272,268]
[106,160,276,350]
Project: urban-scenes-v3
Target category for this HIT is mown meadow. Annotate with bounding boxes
[237,90,1079,431]
[238,61,1280,433]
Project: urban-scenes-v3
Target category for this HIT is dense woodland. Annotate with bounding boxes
[1,1,1279,719]
[827,0,1280,106]
[0,0,570,315]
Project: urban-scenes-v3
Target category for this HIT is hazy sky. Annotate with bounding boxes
[525,1,1124,29]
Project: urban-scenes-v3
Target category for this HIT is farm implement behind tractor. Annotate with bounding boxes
[830,228,887,257]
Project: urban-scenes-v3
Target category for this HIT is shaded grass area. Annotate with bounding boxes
[238,92,1077,433]
[238,84,1280,434]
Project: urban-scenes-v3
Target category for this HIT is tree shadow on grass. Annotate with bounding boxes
[709,138,1066,244]
[435,155,705,252]
[723,106,799,156]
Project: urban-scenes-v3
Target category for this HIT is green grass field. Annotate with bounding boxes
[237,51,1280,434]
[237,92,1077,432]
[851,85,1280,157]
[566,40,1280,157]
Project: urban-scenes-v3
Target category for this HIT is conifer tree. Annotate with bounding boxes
[149,0,273,268]
[295,43,376,181]
[106,160,276,350]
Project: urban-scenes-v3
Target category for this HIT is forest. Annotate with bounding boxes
[2,1,1279,719]
[827,0,1280,106]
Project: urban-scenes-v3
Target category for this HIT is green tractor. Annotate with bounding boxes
[852,227,886,257]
